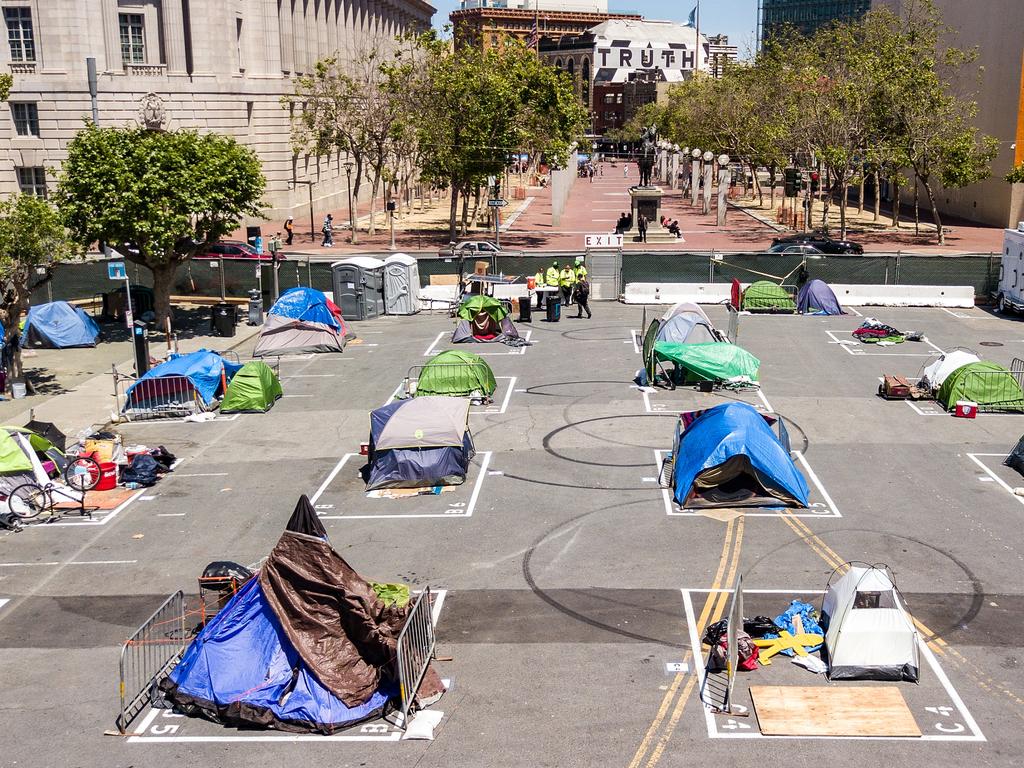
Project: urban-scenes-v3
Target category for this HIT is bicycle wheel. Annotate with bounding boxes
[64,455,102,492]
[7,483,51,520]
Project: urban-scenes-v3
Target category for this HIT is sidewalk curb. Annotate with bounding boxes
[728,201,786,232]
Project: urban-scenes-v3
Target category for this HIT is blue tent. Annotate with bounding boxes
[797,279,844,315]
[160,496,444,734]
[21,301,101,348]
[670,402,809,509]
[269,287,342,331]
[367,397,474,490]
[125,349,242,408]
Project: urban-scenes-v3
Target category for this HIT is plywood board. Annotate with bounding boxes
[750,685,922,737]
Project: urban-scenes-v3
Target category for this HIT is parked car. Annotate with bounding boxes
[438,240,522,258]
[767,243,823,255]
[770,234,864,255]
[197,241,285,261]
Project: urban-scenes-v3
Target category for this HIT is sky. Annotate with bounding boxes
[430,1,761,56]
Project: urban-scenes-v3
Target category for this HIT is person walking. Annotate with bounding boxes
[284,216,294,246]
[559,263,576,306]
[638,214,648,243]
[574,255,588,285]
[321,214,334,247]
[575,277,592,319]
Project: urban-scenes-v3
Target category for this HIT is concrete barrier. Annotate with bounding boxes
[623,282,974,308]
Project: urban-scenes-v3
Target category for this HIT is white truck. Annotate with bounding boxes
[997,225,1024,312]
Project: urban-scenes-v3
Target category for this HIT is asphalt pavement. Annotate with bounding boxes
[1,302,1023,767]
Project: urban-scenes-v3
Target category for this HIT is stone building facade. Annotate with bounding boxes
[0,0,433,224]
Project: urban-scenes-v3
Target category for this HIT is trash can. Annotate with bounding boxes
[212,302,237,337]
[247,289,263,326]
[546,293,561,322]
[518,295,531,323]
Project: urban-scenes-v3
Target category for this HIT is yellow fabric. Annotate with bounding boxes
[534,271,545,287]
[545,267,559,285]
[575,265,588,281]
[559,267,575,287]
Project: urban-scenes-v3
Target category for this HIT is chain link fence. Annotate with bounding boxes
[36,251,1001,308]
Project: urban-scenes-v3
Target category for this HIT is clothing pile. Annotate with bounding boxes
[852,318,905,344]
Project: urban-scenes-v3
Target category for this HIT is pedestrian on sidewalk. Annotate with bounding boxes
[599,164,604,177]
[638,214,648,243]
[624,164,629,178]
[284,216,294,245]
[321,214,334,247]
[575,277,592,319]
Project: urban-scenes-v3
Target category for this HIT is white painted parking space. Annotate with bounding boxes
[966,453,1024,508]
[127,590,448,744]
[653,449,841,518]
[639,387,770,416]
[423,330,533,357]
[383,376,517,415]
[681,588,984,742]
[826,330,943,357]
[22,487,148,528]
[310,452,492,520]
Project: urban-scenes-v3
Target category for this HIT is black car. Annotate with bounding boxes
[769,234,864,255]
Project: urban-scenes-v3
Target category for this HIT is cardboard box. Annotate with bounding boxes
[474,260,489,276]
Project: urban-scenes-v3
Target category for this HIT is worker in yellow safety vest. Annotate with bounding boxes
[559,263,576,306]
[534,269,546,309]
[574,256,588,283]
[546,261,560,291]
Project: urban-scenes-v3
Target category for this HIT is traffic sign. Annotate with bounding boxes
[107,261,126,280]
[487,199,508,207]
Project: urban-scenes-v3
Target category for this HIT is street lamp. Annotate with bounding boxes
[344,160,357,245]
[691,148,702,207]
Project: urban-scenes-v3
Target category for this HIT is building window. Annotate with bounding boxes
[119,13,145,65]
[236,17,244,73]
[17,167,47,197]
[4,7,35,62]
[11,102,39,136]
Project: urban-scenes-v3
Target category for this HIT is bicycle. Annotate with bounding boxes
[6,454,104,520]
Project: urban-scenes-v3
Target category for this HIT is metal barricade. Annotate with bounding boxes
[777,415,791,453]
[404,361,493,400]
[962,367,1024,413]
[114,367,212,421]
[117,590,188,734]
[396,586,436,729]
[726,304,739,343]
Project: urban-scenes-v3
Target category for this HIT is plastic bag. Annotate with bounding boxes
[764,600,824,655]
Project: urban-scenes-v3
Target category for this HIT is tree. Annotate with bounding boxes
[416,35,587,240]
[0,194,78,387]
[55,125,265,325]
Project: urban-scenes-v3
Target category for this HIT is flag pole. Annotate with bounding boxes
[534,0,540,51]
[695,0,701,71]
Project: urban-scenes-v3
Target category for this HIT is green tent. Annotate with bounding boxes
[457,295,508,322]
[937,361,1024,412]
[654,342,761,383]
[220,361,283,413]
[416,349,497,398]
[742,281,796,313]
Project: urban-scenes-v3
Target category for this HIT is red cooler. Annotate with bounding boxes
[96,462,118,490]
[954,400,977,419]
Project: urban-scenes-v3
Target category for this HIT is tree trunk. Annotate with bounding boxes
[368,168,382,236]
[769,170,776,209]
[469,185,481,227]
[150,260,178,329]
[750,162,763,207]
[920,175,944,246]
[460,183,470,235]
[857,170,864,214]
[913,174,920,235]
[892,176,901,228]
[873,170,880,222]
[839,181,848,240]
[448,184,459,241]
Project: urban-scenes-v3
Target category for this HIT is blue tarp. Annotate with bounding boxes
[125,349,242,406]
[166,577,393,731]
[367,400,474,490]
[20,301,100,348]
[671,402,809,507]
[797,279,844,315]
[269,287,341,331]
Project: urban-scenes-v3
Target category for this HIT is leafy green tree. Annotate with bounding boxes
[417,35,587,240]
[0,194,78,386]
[55,125,265,325]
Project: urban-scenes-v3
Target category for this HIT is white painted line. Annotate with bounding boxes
[0,598,8,611]
[655,450,840,518]
[422,331,446,358]
[940,307,990,320]
[978,476,995,482]
[756,388,774,413]
[125,414,241,424]
[966,453,1024,507]
[630,329,641,355]
[157,513,187,517]
[176,473,229,478]
[825,330,939,357]
[846,306,863,317]
[281,394,315,398]
[388,377,516,414]
[312,452,493,519]
[43,488,148,528]
[905,399,946,417]
[682,587,984,741]
[0,559,138,567]
[492,376,516,415]
[383,381,405,407]
[282,374,339,379]
[0,561,59,567]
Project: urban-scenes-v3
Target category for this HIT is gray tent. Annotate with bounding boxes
[253,314,346,357]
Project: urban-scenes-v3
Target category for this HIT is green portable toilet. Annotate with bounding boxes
[220,361,283,413]
[415,349,497,398]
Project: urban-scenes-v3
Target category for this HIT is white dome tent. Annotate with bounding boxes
[919,348,980,392]
[821,563,920,682]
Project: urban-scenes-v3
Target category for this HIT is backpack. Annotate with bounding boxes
[576,279,590,298]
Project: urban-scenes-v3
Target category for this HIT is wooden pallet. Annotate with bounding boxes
[750,685,922,737]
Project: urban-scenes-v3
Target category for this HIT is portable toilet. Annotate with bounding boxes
[331,257,385,321]
[383,253,421,315]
